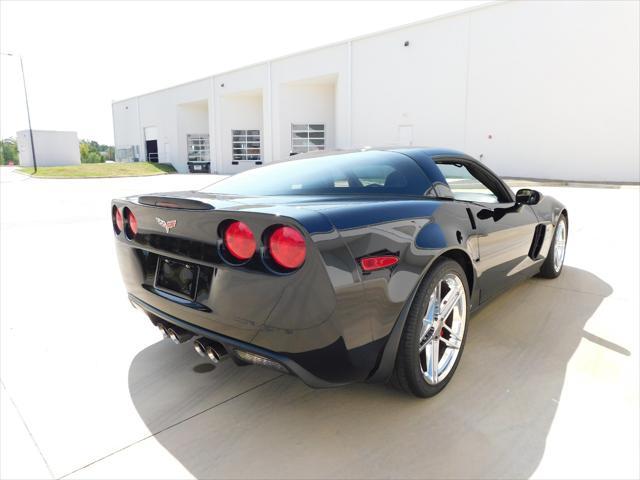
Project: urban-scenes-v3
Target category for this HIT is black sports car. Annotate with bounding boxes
[112,148,567,397]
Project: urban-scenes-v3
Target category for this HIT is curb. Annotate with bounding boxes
[504,177,638,188]
[12,170,180,180]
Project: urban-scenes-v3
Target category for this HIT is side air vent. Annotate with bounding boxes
[528,224,546,260]
[138,196,214,210]
[465,208,477,230]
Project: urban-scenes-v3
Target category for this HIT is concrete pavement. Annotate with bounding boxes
[1,167,638,479]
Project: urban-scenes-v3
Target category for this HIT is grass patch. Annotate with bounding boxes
[19,162,177,178]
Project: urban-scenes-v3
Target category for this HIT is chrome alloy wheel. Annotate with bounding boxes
[553,220,567,272]
[418,273,467,385]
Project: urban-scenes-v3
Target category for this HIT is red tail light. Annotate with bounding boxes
[129,212,138,236]
[360,255,399,272]
[268,226,306,269]
[124,208,138,239]
[113,206,123,234]
[224,221,256,261]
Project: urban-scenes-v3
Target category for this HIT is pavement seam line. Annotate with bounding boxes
[57,374,284,479]
[1,378,56,479]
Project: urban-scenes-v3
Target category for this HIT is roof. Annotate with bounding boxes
[113,1,499,104]
[290,146,469,161]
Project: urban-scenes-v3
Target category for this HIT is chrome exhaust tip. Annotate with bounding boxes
[153,319,193,344]
[193,338,207,358]
[205,345,222,364]
[165,326,194,344]
[166,328,180,344]
[193,338,228,364]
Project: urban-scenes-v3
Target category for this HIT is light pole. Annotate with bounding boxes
[1,52,37,172]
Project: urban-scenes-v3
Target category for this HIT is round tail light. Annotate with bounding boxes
[124,208,138,239]
[113,206,123,234]
[268,226,306,269]
[224,221,256,261]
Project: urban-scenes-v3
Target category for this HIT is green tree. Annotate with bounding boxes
[85,151,103,163]
[80,142,91,162]
[0,138,19,165]
[79,139,113,163]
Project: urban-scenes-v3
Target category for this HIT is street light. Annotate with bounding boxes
[1,52,37,172]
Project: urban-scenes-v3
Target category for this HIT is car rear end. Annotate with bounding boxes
[111,193,374,386]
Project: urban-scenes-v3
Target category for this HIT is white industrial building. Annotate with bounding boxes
[17,130,81,167]
[112,0,639,182]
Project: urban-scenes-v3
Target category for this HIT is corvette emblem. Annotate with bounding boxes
[156,217,177,233]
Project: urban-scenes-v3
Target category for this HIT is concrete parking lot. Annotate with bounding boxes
[1,167,638,479]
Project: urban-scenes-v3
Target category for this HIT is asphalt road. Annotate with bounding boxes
[1,167,638,479]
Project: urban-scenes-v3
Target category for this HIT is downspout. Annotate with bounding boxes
[347,40,353,148]
[136,97,142,162]
[111,101,117,160]
[268,61,274,164]
[462,15,472,151]
[209,76,217,173]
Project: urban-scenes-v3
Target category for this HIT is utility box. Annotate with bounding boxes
[17,130,81,167]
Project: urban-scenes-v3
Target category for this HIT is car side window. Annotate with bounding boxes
[436,162,501,204]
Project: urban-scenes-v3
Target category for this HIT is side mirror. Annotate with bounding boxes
[515,188,542,206]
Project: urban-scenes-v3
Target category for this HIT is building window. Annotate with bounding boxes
[291,124,325,154]
[232,130,261,161]
[187,134,210,162]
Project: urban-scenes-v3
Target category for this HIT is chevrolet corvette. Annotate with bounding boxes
[112,148,567,397]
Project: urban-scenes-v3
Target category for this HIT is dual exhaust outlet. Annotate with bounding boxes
[153,318,286,373]
[155,321,228,365]
[193,338,227,364]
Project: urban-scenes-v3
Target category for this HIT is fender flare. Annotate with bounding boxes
[366,247,476,383]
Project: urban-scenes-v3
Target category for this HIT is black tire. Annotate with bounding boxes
[392,258,470,398]
[538,214,568,279]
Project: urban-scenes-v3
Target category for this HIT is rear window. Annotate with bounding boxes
[201,151,431,196]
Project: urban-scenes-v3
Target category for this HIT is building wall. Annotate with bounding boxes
[113,79,211,172]
[112,98,141,161]
[277,82,336,160]
[213,64,269,174]
[351,13,469,151]
[219,92,263,174]
[270,43,350,159]
[17,130,80,167]
[112,0,639,181]
[177,100,209,169]
[463,0,639,181]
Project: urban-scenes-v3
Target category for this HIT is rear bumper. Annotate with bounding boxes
[129,294,384,388]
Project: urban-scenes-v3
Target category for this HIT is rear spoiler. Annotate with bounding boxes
[138,195,214,210]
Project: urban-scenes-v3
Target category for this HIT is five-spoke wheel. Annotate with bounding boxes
[539,214,568,278]
[553,219,567,273]
[418,273,467,385]
[394,258,470,397]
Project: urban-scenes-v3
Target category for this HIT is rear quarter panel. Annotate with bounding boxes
[314,199,479,347]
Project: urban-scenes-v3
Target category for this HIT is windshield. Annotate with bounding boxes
[201,151,432,196]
